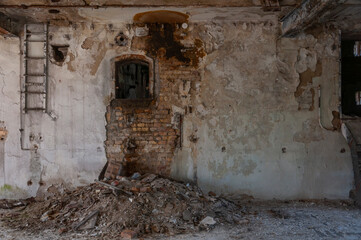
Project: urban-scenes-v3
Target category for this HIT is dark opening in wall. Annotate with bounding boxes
[50,45,69,65]
[115,32,128,46]
[341,40,361,117]
[115,60,150,99]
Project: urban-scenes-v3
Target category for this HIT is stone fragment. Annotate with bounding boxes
[200,216,216,226]
[131,187,140,193]
[208,191,217,196]
[151,224,160,233]
[141,174,157,183]
[238,219,250,225]
[182,209,192,221]
[58,227,67,234]
[140,187,151,193]
[131,172,141,180]
[40,210,51,222]
[121,229,137,239]
[111,180,119,186]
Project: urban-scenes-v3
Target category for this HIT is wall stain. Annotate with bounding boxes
[66,52,76,72]
[133,23,205,68]
[133,10,189,24]
[90,42,107,76]
[81,37,94,50]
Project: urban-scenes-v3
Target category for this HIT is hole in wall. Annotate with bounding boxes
[50,45,69,66]
[48,9,60,14]
[115,32,128,46]
[51,0,61,2]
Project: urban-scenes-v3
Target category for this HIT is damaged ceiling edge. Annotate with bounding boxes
[0,0,301,8]
[280,0,347,37]
[0,7,282,25]
[0,12,24,37]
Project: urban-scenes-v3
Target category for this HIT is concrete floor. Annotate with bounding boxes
[0,200,360,239]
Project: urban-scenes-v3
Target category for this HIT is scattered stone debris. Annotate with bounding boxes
[268,209,290,219]
[0,174,245,238]
[0,199,34,209]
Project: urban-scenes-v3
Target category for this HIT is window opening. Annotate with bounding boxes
[115,60,150,99]
[354,41,361,57]
[341,40,361,116]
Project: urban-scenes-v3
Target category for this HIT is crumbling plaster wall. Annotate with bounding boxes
[0,13,353,199]
[0,36,32,198]
[171,22,353,199]
[0,24,113,198]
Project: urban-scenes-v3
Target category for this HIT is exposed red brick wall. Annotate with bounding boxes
[104,22,204,179]
[105,58,201,179]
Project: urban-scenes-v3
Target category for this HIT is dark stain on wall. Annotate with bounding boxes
[133,23,205,68]
[133,10,189,24]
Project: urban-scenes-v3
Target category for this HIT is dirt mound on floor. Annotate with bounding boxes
[0,174,245,238]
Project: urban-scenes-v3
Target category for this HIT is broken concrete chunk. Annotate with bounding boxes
[140,186,151,193]
[40,210,51,222]
[111,180,120,186]
[200,216,216,226]
[141,173,157,183]
[131,172,141,180]
[74,210,99,231]
[182,209,192,221]
[238,219,250,225]
[121,229,137,239]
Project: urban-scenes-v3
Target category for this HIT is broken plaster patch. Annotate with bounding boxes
[81,37,94,50]
[90,42,107,76]
[66,52,76,72]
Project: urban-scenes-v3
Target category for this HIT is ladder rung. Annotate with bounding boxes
[25,57,46,60]
[25,40,46,43]
[26,23,46,26]
[24,74,45,77]
[26,32,46,35]
[25,82,44,86]
[24,108,46,111]
[22,91,46,94]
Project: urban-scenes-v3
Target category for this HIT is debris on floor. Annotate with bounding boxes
[0,173,245,238]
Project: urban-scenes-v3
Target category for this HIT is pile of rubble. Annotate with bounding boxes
[0,173,246,239]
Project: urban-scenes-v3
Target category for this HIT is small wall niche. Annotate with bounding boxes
[50,44,69,66]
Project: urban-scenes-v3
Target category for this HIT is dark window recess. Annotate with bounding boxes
[342,40,361,117]
[115,60,150,99]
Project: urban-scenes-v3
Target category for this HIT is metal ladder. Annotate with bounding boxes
[22,23,49,113]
